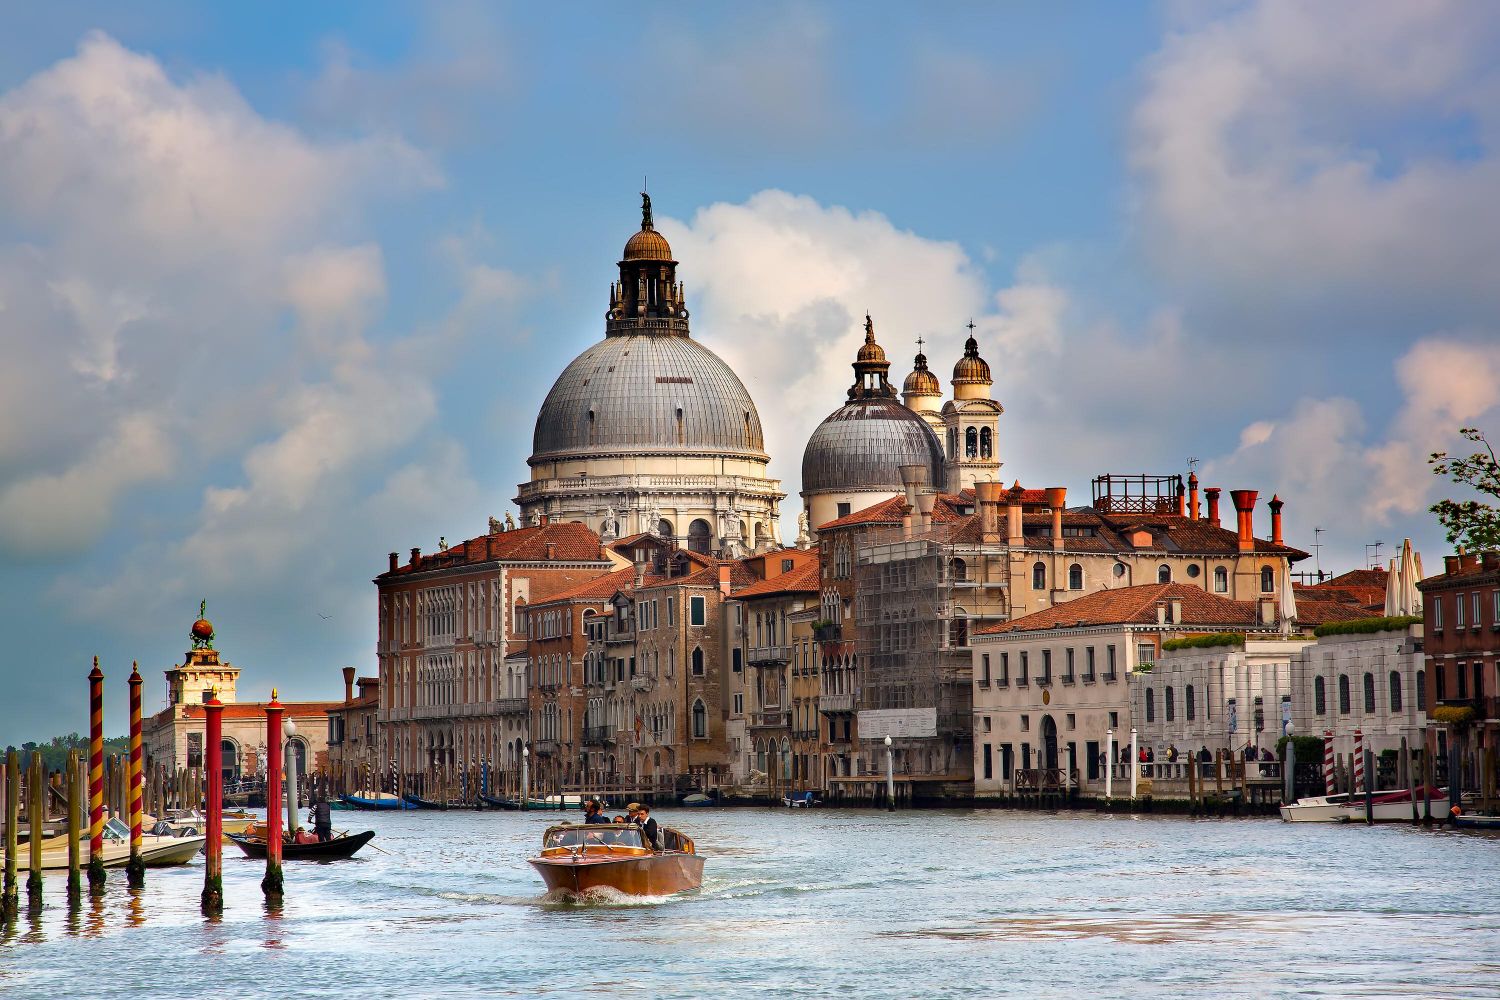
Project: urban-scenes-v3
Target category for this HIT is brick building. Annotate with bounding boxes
[1418,550,1500,798]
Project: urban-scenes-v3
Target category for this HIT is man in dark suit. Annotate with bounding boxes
[629,803,661,851]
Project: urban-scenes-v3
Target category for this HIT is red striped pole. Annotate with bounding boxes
[201,690,224,914]
[87,657,106,890]
[127,662,144,888]
[263,690,284,899]
[1323,731,1334,794]
[1353,729,1365,794]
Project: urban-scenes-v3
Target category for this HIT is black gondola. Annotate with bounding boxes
[401,792,450,810]
[227,830,376,861]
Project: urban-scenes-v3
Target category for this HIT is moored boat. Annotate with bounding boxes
[339,791,415,811]
[1279,793,1353,822]
[1452,813,1500,830]
[527,823,703,896]
[22,817,205,870]
[1335,786,1446,822]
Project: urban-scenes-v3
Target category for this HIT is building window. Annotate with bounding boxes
[733,693,743,714]
[980,427,993,459]
[690,596,706,627]
[1416,670,1426,710]
[1434,598,1443,630]
[1157,564,1171,584]
[1363,672,1375,713]
[982,716,992,733]
[980,654,991,684]
[692,647,704,676]
[1145,689,1156,723]
[1137,642,1154,667]
[982,744,993,780]
[951,558,967,582]
[1338,675,1351,714]
[1066,713,1076,730]
[1041,649,1052,684]
[1032,562,1046,590]
[732,648,742,673]
[1064,648,1075,683]
[1457,661,1468,698]
[1314,676,1326,715]
[1475,661,1484,699]
[998,652,1009,684]
[1068,564,1083,590]
[1261,567,1274,593]
[1185,684,1196,721]
[1105,645,1117,681]
[692,699,707,739]
[836,502,851,519]
[1019,652,1029,685]
[1165,687,1175,722]
[1213,567,1228,593]
[1020,714,1030,731]
[1473,592,1481,627]
[1084,646,1096,681]
[1434,663,1445,701]
[965,426,978,458]
[1456,594,1465,628]
[1389,671,1403,713]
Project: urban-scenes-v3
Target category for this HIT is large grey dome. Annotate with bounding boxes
[531,334,768,462]
[801,398,944,495]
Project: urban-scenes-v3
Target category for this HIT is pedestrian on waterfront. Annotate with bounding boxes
[1166,744,1178,763]
[1198,745,1211,763]
[1145,747,1155,764]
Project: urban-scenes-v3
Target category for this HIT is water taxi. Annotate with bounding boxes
[22,817,206,870]
[528,823,703,896]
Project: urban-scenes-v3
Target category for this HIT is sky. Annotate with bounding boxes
[2,2,1498,743]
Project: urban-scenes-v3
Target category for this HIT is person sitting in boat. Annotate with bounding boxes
[627,803,661,851]
[582,798,610,825]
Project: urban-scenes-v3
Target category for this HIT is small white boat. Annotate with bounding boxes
[1279,793,1352,823]
[22,817,206,871]
[1335,787,1444,823]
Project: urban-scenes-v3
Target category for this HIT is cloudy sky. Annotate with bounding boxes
[2,2,1497,743]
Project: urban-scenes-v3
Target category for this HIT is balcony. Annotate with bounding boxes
[533,740,560,756]
[748,644,791,665]
[496,697,527,715]
[819,692,854,713]
[582,725,613,746]
[750,710,791,730]
[813,623,842,644]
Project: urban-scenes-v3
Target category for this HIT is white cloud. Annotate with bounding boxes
[1131,1,1500,322]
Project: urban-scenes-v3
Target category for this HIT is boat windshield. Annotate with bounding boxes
[544,827,644,850]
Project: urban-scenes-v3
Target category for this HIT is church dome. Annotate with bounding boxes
[531,334,767,462]
[903,352,940,396]
[623,227,673,262]
[802,398,944,495]
[952,333,992,385]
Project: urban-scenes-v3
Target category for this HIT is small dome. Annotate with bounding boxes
[623,227,674,262]
[903,353,940,396]
[952,334,992,385]
[802,397,944,495]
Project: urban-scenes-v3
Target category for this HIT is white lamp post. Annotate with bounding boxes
[521,745,530,812]
[1105,728,1115,799]
[283,716,299,835]
[1129,727,1139,799]
[884,735,895,812]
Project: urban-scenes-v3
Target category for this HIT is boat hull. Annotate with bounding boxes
[25,834,207,871]
[228,830,375,860]
[529,853,704,896]
[339,794,414,811]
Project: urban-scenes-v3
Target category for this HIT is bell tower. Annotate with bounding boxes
[942,322,1003,492]
[607,192,689,335]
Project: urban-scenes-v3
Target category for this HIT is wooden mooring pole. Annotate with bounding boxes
[201,691,224,915]
[263,691,284,900]
[67,751,82,900]
[27,753,43,907]
[2,750,18,920]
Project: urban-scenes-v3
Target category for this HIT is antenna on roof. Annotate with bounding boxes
[1366,540,1384,571]
[1312,526,1325,580]
[1186,456,1201,475]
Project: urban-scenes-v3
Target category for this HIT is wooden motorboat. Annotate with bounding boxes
[228,827,375,860]
[22,818,206,870]
[1279,793,1353,823]
[339,792,414,811]
[528,823,703,896]
[1335,786,1446,823]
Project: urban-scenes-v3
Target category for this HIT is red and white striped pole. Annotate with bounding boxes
[1323,731,1335,794]
[1353,729,1365,794]
[263,690,284,899]
[87,658,106,891]
[126,662,144,888]
[201,690,224,914]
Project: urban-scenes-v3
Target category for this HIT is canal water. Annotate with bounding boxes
[1,809,1496,999]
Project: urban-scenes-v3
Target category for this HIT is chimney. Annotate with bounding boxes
[634,558,647,589]
[545,542,557,561]
[1176,479,1187,517]
[975,481,1002,543]
[916,492,937,532]
[1046,487,1066,551]
[719,564,732,596]
[1156,602,1167,625]
[1205,488,1222,528]
[1268,495,1284,546]
[342,666,356,704]
[1483,551,1500,572]
[1229,489,1258,552]
[1444,554,1461,575]
[540,514,550,526]
[1006,482,1025,545]
[1188,473,1200,521]
[1168,597,1182,623]
[1258,597,1275,625]
[388,551,399,573]
[410,546,421,565]
[899,464,925,538]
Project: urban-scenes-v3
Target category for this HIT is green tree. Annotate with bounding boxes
[1429,427,1500,551]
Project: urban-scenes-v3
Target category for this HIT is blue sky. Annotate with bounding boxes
[2,2,1498,743]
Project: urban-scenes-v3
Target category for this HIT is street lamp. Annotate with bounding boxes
[521,745,530,812]
[884,735,895,812]
[282,716,300,834]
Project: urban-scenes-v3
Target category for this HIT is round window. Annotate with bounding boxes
[1186,564,1201,578]
[1112,563,1126,578]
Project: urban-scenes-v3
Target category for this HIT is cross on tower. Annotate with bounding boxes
[966,319,977,334]
[915,336,925,354]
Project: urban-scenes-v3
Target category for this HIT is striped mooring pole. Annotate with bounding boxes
[1353,729,1365,794]
[127,662,145,888]
[87,657,107,892]
[1323,731,1335,794]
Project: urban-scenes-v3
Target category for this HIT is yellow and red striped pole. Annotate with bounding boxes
[263,690,284,899]
[126,662,144,888]
[201,689,224,914]
[87,657,106,891]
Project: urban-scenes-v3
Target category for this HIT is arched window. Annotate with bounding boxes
[691,647,704,676]
[220,738,241,785]
[949,610,968,648]
[1261,566,1275,593]
[1157,564,1171,584]
[979,427,993,459]
[1145,688,1156,723]
[1213,566,1228,593]
[692,699,707,738]
[1068,564,1083,590]
[657,519,674,540]
[965,426,978,458]
[1363,672,1376,713]
[1314,676,1326,715]
[1416,670,1426,711]
[947,427,958,460]
[1338,674,1351,714]
[1032,562,1046,591]
[951,558,967,582]
[1165,687,1175,722]
[1389,671,1403,713]
[688,518,712,554]
[1185,684,1196,721]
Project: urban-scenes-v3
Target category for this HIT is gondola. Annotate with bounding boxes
[339,792,415,810]
[401,792,450,810]
[228,829,376,861]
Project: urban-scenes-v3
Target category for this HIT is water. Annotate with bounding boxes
[1,809,1497,999]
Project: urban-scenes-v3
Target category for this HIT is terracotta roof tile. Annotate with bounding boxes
[732,562,821,598]
[379,522,607,578]
[532,566,646,605]
[976,583,1265,635]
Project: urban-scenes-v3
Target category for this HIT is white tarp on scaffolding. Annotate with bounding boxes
[858,708,937,740]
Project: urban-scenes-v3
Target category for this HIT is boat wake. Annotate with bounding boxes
[538,885,683,908]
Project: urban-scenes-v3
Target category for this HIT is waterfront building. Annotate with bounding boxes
[971,583,1284,798]
[374,520,617,791]
[517,194,784,553]
[143,607,335,786]
[1417,550,1499,797]
[326,667,380,793]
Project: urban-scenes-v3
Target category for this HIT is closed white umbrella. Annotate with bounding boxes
[1384,556,1401,617]
[1398,538,1421,615]
[1281,560,1298,630]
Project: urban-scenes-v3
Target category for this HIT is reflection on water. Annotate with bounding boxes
[0,809,1495,999]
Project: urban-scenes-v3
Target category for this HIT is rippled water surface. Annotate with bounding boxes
[2,809,1497,999]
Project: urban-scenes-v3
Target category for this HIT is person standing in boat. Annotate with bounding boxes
[628,803,661,851]
[311,796,333,843]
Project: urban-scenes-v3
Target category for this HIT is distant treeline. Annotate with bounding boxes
[4,732,131,773]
